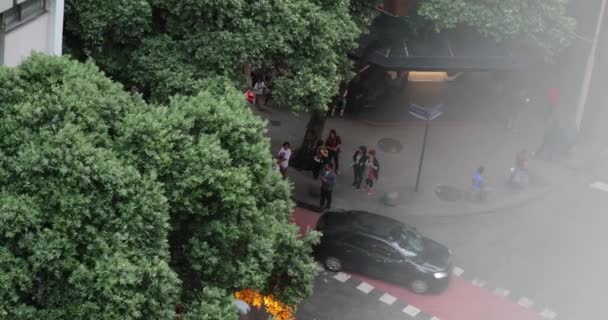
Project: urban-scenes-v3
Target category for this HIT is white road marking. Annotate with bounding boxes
[430,317,441,320]
[452,266,464,276]
[333,272,351,283]
[379,293,397,305]
[402,305,421,317]
[590,181,608,192]
[540,308,557,319]
[493,287,511,297]
[517,297,534,308]
[356,282,374,294]
[315,262,325,272]
[472,278,487,287]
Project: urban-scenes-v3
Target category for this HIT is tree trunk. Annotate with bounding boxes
[293,110,327,170]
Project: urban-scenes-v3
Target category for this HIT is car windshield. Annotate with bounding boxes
[394,228,424,253]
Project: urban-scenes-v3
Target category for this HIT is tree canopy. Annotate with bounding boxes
[65,0,366,112]
[417,0,576,56]
[0,54,318,319]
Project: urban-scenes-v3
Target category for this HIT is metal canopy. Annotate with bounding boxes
[353,14,542,71]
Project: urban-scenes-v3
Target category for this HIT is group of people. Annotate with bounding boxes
[312,129,381,210]
[470,148,530,201]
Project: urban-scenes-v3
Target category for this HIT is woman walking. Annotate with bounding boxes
[364,149,380,195]
[351,146,367,189]
[325,129,342,175]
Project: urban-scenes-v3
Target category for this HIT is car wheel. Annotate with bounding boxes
[324,256,342,272]
[410,279,429,294]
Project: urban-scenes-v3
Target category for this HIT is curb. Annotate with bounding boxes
[405,186,554,218]
[450,266,558,319]
[294,185,554,219]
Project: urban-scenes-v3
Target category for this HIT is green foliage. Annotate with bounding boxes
[65,0,366,111]
[0,54,319,318]
[417,0,576,56]
[0,55,180,319]
[184,288,238,320]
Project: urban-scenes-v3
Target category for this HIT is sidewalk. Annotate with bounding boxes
[256,80,579,220]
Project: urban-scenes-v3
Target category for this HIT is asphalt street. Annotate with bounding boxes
[294,164,608,320]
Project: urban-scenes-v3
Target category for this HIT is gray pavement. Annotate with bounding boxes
[257,77,571,218]
[297,273,413,320]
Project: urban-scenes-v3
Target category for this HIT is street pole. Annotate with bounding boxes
[575,0,607,131]
[414,120,429,192]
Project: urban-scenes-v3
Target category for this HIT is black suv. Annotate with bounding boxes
[315,210,452,294]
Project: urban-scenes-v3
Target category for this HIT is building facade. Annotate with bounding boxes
[0,0,63,66]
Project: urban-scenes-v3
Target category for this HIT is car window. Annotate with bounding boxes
[372,241,401,260]
[342,234,370,249]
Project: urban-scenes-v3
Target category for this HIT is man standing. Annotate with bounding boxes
[320,163,336,210]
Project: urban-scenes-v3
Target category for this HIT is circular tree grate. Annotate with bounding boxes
[377,138,403,153]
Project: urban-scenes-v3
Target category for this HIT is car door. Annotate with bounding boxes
[339,233,377,274]
[366,238,407,283]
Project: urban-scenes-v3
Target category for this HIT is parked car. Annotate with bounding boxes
[314,210,452,294]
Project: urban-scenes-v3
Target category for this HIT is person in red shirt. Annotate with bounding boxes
[324,129,342,175]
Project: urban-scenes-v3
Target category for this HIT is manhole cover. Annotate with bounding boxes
[377,138,403,153]
[269,120,281,126]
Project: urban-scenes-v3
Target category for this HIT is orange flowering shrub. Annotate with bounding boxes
[235,289,294,320]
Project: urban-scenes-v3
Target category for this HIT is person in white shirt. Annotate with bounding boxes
[277,141,291,179]
[254,79,266,107]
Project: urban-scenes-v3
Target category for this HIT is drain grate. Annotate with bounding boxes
[377,138,403,153]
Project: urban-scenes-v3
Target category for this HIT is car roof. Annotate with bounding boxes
[323,210,404,238]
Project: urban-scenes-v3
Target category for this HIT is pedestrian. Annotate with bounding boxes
[254,77,267,107]
[331,90,348,117]
[312,140,329,180]
[471,166,486,201]
[277,141,291,179]
[320,163,337,210]
[510,149,529,188]
[325,129,342,175]
[364,149,380,195]
[506,89,530,132]
[351,145,367,189]
[546,86,560,120]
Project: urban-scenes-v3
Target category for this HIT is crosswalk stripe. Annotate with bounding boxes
[356,282,374,294]
[402,305,421,317]
[540,308,557,319]
[590,181,608,192]
[379,293,397,305]
[333,272,351,283]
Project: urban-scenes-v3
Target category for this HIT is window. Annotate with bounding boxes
[1,0,46,31]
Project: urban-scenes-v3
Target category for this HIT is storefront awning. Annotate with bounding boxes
[353,14,542,71]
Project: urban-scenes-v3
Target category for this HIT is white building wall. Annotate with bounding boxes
[3,11,50,66]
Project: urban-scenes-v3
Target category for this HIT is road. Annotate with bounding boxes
[294,168,608,320]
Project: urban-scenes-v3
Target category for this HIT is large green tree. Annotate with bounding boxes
[64,0,379,167]
[417,0,576,57]
[0,54,318,318]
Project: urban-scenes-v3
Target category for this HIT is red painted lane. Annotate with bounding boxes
[292,207,545,320]
[292,207,320,236]
[351,274,544,320]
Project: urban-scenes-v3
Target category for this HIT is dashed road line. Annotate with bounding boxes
[333,272,351,283]
[590,181,608,192]
[472,278,487,287]
[517,297,535,308]
[356,281,374,294]
[378,293,397,305]
[540,308,557,319]
[492,287,511,297]
[402,305,421,317]
[452,266,464,276]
